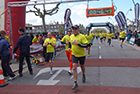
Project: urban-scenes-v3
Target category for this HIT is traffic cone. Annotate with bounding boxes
[39,55,44,66]
[0,69,8,87]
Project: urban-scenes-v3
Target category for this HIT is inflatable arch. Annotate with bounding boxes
[86,22,114,33]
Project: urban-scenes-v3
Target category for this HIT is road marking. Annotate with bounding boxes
[99,46,101,49]
[34,67,81,85]
[99,55,102,59]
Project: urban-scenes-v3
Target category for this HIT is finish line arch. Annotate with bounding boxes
[86,22,114,33]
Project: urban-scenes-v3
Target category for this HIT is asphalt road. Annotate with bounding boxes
[7,39,140,88]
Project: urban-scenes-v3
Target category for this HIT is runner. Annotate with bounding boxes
[68,25,88,90]
[43,32,56,75]
[119,29,126,48]
[61,28,72,75]
[32,34,39,44]
[103,32,107,42]
[84,31,93,57]
[106,31,112,46]
[99,32,104,43]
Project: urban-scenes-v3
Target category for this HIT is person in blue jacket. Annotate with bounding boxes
[13,28,33,77]
[0,33,16,80]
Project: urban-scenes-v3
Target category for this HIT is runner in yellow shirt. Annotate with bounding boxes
[43,32,56,74]
[61,28,72,75]
[68,25,88,90]
[32,34,39,44]
[99,32,104,43]
[85,31,93,57]
[103,32,107,42]
[107,31,112,46]
[119,29,126,48]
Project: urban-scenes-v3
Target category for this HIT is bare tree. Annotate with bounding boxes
[26,1,60,32]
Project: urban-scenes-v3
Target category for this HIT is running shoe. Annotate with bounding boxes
[30,71,33,75]
[82,75,86,83]
[72,83,78,90]
[120,45,123,48]
[88,54,90,57]
[68,70,72,75]
[8,75,17,81]
[50,71,53,75]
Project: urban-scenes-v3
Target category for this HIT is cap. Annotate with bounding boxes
[72,25,79,29]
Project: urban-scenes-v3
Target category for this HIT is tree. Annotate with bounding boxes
[26,1,60,32]
[58,26,64,34]
[79,24,86,34]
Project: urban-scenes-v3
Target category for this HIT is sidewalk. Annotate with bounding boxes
[0,49,65,74]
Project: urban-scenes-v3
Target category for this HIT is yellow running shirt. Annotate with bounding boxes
[99,33,104,38]
[32,37,39,43]
[107,33,112,39]
[120,31,126,38]
[61,35,71,50]
[44,38,56,53]
[84,34,93,44]
[70,34,88,57]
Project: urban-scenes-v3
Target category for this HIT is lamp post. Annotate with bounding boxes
[127,18,135,31]
[132,0,135,5]
[108,17,115,26]
[126,8,132,17]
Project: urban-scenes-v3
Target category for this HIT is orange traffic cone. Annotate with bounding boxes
[0,69,8,87]
[39,55,44,66]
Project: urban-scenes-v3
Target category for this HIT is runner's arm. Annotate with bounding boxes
[61,41,66,44]
[78,43,88,48]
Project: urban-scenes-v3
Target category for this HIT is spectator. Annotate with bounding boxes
[0,33,16,80]
[30,33,34,41]
[13,28,33,77]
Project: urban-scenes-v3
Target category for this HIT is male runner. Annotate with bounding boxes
[119,29,126,48]
[68,25,88,90]
[43,32,56,74]
[84,31,93,57]
[107,31,112,46]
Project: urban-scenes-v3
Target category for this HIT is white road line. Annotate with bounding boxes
[99,46,101,49]
[99,55,102,59]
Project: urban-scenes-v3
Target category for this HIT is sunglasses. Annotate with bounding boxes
[73,28,78,30]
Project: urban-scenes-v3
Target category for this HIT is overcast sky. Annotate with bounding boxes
[26,0,140,28]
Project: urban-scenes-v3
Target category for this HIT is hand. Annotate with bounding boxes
[67,48,70,51]
[66,41,69,44]
[47,42,51,45]
[72,40,78,45]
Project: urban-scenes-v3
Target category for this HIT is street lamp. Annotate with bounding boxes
[126,8,132,17]
[108,17,114,25]
[127,18,135,30]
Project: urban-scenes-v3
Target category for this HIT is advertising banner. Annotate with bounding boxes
[64,8,73,34]
[115,15,123,30]
[3,0,30,55]
[135,3,139,30]
[117,11,127,32]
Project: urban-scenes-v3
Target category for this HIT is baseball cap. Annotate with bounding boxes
[72,25,79,29]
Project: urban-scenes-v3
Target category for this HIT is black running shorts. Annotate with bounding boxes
[72,55,85,65]
[45,52,53,62]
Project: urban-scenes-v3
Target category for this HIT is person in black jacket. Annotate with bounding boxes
[13,28,33,77]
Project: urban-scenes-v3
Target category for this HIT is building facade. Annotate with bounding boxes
[26,23,64,34]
